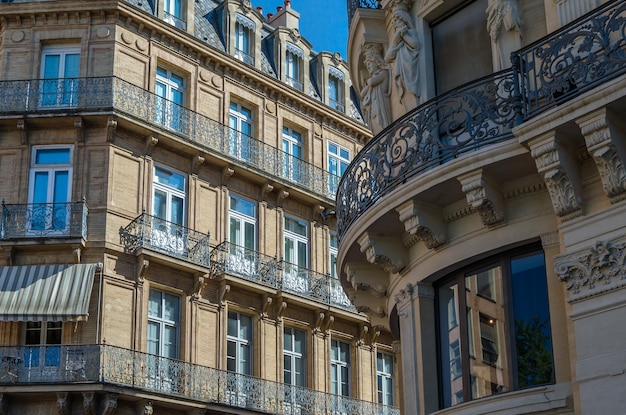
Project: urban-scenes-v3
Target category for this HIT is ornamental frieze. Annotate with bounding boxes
[555,239,626,302]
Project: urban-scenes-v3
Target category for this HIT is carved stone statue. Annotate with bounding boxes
[384,1,420,106]
[361,43,392,134]
[486,0,522,70]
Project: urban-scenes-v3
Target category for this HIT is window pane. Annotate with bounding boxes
[148,290,162,318]
[284,355,292,384]
[244,222,255,250]
[511,252,554,388]
[438,281,463,407]
[64,54,80,78]
[163,325,178,358]
[230,217,241,245]
[239,314,252,340]
[33,172,49,204]
[53,171,68,203]
[163,293,179,322]
[171,195,184,225]
[43,55,60,78]
[294,329,305,354]
[227,341,237,371]
[227,312,238,336]
[35,148,71,164]
[147,321,160,354]
[153,189,167,220]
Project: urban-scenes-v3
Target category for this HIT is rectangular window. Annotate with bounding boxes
[23,322,63,369]
[286,45,303,91]
[164,0,186,29]
[155,66,186,132]
[328,73,344,112]
[284,327,306,386]
[328,142,350,193]
[281,126,303,182]
[377,352,394,406]
[282,216,309,294]
[40,46,80,107]
[234,15,254,65]
[331,339,351,396]
[229,102,254,161]
[28,146,73,234]
[227,311,253,375]
[228,194,258,278]
[147,289,181,393]
[152,165,187,254]
[437,249,554,409]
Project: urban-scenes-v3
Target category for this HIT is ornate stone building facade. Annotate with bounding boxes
[0,1,401,414]
[341,0,626,414]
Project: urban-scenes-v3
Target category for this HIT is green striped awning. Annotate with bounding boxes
[0,264,100,322]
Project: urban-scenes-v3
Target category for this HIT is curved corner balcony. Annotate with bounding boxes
[347,0,382,25]
[337,0,626,242]
[0,77,340,202]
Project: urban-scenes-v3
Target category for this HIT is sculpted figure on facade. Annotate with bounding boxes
[361,43,392,134]
[486,0,522,70]
[384,0,421,106]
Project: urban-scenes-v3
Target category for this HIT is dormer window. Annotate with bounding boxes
[328,66,345,112]
[234,14,255,65]
[164,0,186,30]
[285,42,303,91]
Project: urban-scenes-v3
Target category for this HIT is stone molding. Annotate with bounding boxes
[458,169,505,226]
[529,132,582,220]
[577,109,626,203]
[556,239,626,302]
[357,232,406,274]
[396,199,446,249]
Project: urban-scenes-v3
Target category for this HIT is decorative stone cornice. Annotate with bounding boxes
[396,199,446,249]
[556,239,626,302]
[576,108,626,203]
[529,132,582,220]
[458,169,505,226]
[357,232,406,274]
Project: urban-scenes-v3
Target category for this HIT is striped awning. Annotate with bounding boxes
[0,263,100,322]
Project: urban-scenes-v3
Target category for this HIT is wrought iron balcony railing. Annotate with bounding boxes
[0,200,88,240]
[0,76,340,200]
[336,70,517,240]
[164,11,187,30]
[514,0,626,119]
[119,212,211,268]
[338,0,626,242]
[347,0,382,25]
[210,242,355,311]
[0,344,398,415]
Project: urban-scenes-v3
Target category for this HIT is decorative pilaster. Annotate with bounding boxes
[556,239,626,302]
[357,232,406,274]
[396,199,446,249]
[576,108,626,203]
[529,132,582,220]
[458,169,505,226]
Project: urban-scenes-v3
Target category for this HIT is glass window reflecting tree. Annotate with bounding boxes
[281,126,303,182]
[155,66,185,132]
[437,247,554,409]
[283,216,309,294]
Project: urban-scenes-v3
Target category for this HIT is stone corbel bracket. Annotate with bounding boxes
[576,108,626,203]
[344,262,388,297]
[260,183,274,201]
[144,135,158,156]
[555,239,626,302]
[396,199,446,249]
[458,169,505,227]
[529,132,582,220]
[106,116,117,142]
[192,154,205,176]
[75,117,84,142]
[17,119,27,145]
[357,232,406,274]
[193,274,209,300]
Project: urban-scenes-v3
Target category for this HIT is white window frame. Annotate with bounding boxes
[163,0,186,29]
[327,141,350,194]
[229,101,254,161]
[285,43,303,91]
[147,289,181,358]
[284,327,306,387]
[229,194,257,250]
[152,164,186,226]
[227,311,253,375]
[22,321,63,371]
[376,351,394,406]
[151,165,187,255]
[155,66,185,132]
[282,215,309,295]
[281,126,303,182]
[328,68,345,112]
[40,45,80,108]
[28,145,74,235]
[329,231,338,279]
[228,194,259,278]
[234,14,254,65]
[331,339,351,397]
[24,322,63,346]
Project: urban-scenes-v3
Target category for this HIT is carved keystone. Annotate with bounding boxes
[458,169,505,226]
[529,132,582,220]
[357,232,406,274]
[396,199,446,248]
[576,108,626,203]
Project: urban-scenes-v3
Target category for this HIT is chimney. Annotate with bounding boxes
[256,6,263,15]
[267,1,300,29]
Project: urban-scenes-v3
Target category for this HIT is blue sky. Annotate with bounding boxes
[252,0,349,57]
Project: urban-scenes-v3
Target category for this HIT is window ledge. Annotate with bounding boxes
[432,382,573,415]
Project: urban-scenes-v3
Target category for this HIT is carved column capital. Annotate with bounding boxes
[396,199,447,248]
[357,232,406,274]
[576,108,626,203]
[556,238,626,302]
[458,169,505,226]
[529,132,582,220]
